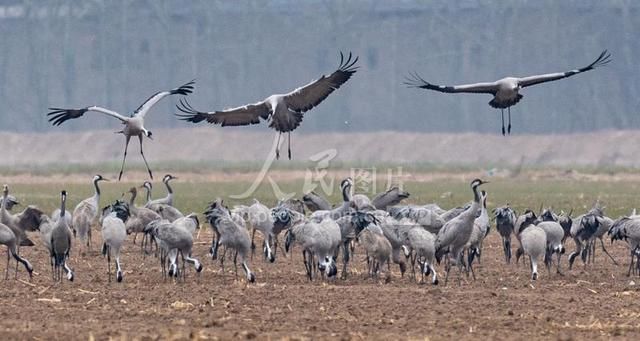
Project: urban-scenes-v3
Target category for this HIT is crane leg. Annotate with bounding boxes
[138,135,153,180]
[501,109,505,136]
[275,132,282,160]
[118,135,132,181]
[288,132,292,160]
[507,107,512,134]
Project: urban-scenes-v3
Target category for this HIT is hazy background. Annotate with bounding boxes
[0,0,636,135]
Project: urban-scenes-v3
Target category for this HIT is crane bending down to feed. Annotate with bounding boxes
[176,52,359,159]
[405,50,611,135]
[47,81,195,180]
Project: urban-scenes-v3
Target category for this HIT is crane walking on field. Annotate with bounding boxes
[47,81,195,180]
[405,50,611,135]
[176,52,358,159]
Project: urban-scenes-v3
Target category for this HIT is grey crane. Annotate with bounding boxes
[1,185,43,278]
[147,174,178,207]
[405,50,611,135]
[302,191,331,212]
[514,210,547,280]
[493,204,517,264]
[51,191,74,282]
[149,218,203,280]
[310,178,355,222]
[434,178,488,285]
[141,181,184,222]
[609,217,640,276]
[1,185,43,249]
[123,186,161,252]
[101,200,129,283]
[205,199,255,283]
[0,222,33,280]
[371,186,410,211]
[466,190,490,271]
[0,195,19,211]
[47,81,194,180]
[72,174,107,253]
[176,52,358,159]
[233,199,276,263]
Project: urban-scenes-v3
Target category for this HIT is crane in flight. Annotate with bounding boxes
[176,52,358,159]
[405,50,611,135]
[47,81,195,180]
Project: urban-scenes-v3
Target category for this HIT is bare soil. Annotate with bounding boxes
[1,226,639,340]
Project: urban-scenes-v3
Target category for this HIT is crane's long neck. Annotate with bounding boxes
[60,194,66,217]
[129,190,137,206]
[0,194,7,218]
[164,179,174,204]
[92,178,101,205]
[342,183,351,203]
[470,184,481,217]
[144,186,152,204]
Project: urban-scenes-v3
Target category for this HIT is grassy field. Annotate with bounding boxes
[9,174,640,220]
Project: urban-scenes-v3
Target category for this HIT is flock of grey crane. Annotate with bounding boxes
[0,49,619,286]
[2,172,640,286]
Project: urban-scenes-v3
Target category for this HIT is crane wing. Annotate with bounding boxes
[518,50,611,88]
[175,98,271,127]
[405,72,498,94]
[283,51,359,113]
[47,106,128,126]
[133,80,195,118]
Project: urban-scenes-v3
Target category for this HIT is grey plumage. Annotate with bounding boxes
[233,199,276,263]
[0,222,33,280]
[536,220,565,274]
[568,204,618,269]
[389,205,445,234]
[124,186,161,249]
[0,195,19,211]
[371,186,410,211]
[142,181,184,222]
[310,178,355,222]
[465,190,490,272]
[176,52,358,159]
[173,214,199,235]
[51,191,74,282]
[285,216,341,281]
[608,217,640,276]
[403,227,438,285]
[101,200,129,282]
[1,185,43,248]
[434,178,488,285]
[302,191,331,212]
[356,223,392,279]
[406,50,611,135]
[71,174,107,253]
[493,204,517,264]
[377,214,418,277]
[515,211,547,280]
[150,218,203,280]
[146,174,178,207]
[205,199,255,283]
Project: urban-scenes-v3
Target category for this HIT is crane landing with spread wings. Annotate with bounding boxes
[176,52,359,159]
[47,81,195,180]
[405,50,611,135]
